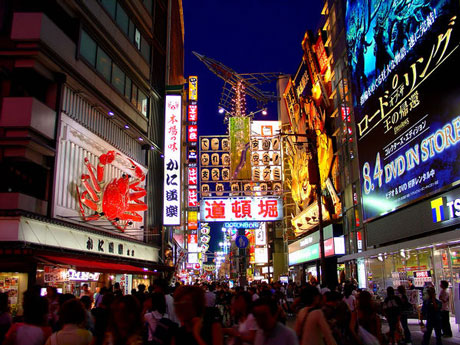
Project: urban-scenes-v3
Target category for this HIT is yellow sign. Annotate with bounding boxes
[189,76,198,101]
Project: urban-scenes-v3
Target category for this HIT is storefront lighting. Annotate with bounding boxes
[143,267,148,271]
[377,253,384,262]
[109,275,114,280]
[124,124,130,129]
[262,108,268,116]
[108,111,114,116]
[144,275,148,279]
[218,107,225,114]
[138,137,143,141]
[400,249,406,258]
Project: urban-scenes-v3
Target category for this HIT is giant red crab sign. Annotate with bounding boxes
[76,150,147,232]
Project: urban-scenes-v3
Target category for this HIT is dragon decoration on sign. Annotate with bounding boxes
[76,150,147,232]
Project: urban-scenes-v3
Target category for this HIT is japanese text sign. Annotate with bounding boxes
[200,197,283,222]
[188,188,198,207]
[188,104,198,122]
[163,95,182,225]
[188,125,198,142]
[188,167,197,185]
[189,76,198,101]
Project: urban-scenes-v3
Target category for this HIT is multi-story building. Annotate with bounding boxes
[0,0,183,314]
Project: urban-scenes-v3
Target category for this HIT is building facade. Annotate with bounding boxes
[0,0,183,315]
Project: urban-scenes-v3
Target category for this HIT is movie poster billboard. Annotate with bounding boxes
[346,0,460,221]
[229,117,251,180]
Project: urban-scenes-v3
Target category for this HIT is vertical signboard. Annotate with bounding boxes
[229,117,251,180]
[163,95,182,225]
[189,76,198,101]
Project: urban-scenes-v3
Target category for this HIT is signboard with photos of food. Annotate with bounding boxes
[346,0,460,221]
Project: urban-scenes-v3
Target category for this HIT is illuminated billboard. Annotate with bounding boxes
[163,95,182,225]
[189,76,198,101]
[346,0,460,221]
[200,197,283,222]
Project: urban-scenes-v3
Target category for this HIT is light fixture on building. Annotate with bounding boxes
[124,124,129,129]
[108,111,114,116]
[377,253,384,262]
[262,108,268,115]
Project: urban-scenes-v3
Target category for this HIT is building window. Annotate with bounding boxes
[143,0,153,14]
[99,0,151,62]
[111,63,125,94]
[138,89,148,116]
[115,3,129,35]
[101,0,116,17]
[141,36,151,62]
[79,30,149,117]
[80,30,97,66]
[96,47,112,81]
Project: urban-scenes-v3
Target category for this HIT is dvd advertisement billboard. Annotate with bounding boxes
[346,0,460,221]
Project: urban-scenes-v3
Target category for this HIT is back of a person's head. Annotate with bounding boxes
[151,292,167,314]
[138,284,146,292]
[324,291,342,303]
[343,283,353,298]
[440,280,448,289]
[387,286,395,296]
[23,292,48,326]
[397,285,406,295]
[252,297,278,315]
[102,292,115,308]
[236,291,252,310]
[0,292,8,313]
[59,293,76,306]
[60,298,86,325]
[300,284,320,306]
[80,295,92,310]
[357,290,373,313]
[174,285,205,317]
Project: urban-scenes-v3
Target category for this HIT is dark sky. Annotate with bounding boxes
[182,0,324,255]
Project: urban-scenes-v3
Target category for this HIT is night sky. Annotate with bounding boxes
[182,0,324,254]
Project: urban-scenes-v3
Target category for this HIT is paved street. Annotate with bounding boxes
[286,316,460,344]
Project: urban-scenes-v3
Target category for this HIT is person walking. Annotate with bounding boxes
[3,292,52,345]
[439,280,452,338]
[295,284,337,345]
[223,291,257,345]
[172,285,223,345]
[0,293,12,344]
[397,285,412,344]
[45,298,92,345]
[420,286,443,345]
[252,297,298,345]
[383,287,402,345]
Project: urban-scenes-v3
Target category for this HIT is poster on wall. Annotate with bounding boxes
[346,0,460,221]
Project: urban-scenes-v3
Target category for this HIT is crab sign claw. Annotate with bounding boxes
[127,158,145,181]
[97,150,119,182]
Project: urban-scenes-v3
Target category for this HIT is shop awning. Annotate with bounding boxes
[39,255,159,275]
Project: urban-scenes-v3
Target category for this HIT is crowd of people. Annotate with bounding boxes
[0,278,453,345]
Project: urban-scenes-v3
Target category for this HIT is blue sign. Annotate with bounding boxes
[235,235,249,249]
[346,0,460,221]
[224,222,260,229]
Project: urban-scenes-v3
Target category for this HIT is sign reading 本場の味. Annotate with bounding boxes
[345,0,460,221]
[163,95,182,225]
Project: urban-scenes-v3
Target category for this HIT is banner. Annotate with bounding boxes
[229,117,251,180]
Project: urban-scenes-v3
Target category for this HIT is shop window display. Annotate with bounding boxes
[0,273,27,317]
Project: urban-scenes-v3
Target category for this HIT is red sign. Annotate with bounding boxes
[324,238,335,257]
[188,188,198,207]
[188,167,198,185]
[188,125,198,142]
[314,35,328,74]
[188,104,198,122]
